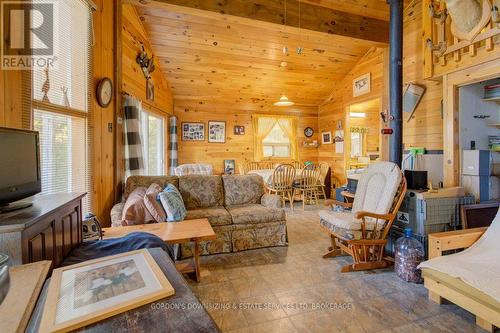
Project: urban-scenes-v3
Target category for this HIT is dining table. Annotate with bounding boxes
[248,168,304,185]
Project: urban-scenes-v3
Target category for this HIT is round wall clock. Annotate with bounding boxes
[96,77,113,108]
[304,127,314,138]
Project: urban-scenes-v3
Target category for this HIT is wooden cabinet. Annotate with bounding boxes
[0,193,85,268]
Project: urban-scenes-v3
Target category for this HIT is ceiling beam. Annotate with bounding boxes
[130,0,389,44]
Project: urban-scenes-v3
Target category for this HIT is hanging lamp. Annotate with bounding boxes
[274,95,295,106]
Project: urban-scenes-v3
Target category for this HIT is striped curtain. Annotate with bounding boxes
[123,96,145,178]
[168,116,178,176]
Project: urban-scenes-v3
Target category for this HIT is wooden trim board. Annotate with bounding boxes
[0,261,51,333]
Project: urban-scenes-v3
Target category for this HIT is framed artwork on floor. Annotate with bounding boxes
[208,121,226,143]
[224,159,236,175]
[39,250,174,333]
[182,122,205,141]
[322,131,333,144]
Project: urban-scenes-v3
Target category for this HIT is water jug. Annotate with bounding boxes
[395,228,424,283]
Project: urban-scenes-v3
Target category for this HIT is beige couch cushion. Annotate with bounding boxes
[227,204,285,225]
[179,175,224,209]
[124,176,178,200]
[185,207,233,226]
[222,174,265,206]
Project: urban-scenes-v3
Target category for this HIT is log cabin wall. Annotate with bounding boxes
[116,4,174,201]
[318,48,386,186]
[403,0,443,151]
[173,102,319,175]
[121,4,174,113]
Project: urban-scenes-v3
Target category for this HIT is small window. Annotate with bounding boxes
[351,132,363,158]
[263,123,291,158]
[141,111,165,175]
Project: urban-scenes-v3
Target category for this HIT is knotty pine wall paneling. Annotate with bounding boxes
[318,48,386,186]
[174,100,319,175]
[403,0,443,151]
[92,0,117,226]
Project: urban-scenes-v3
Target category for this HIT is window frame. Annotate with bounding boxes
[262,122,292,158]
[28,0,93,212]
[140,108,167,176]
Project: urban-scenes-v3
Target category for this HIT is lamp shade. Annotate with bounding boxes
[274,95,295,106]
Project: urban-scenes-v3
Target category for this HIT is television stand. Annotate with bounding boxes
[0,201,33,214]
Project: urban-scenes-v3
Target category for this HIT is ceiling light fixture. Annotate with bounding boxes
[350,112,367,118]
[274,95,295,107]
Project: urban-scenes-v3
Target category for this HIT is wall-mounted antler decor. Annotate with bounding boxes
[136,43,156,101]
[136,43,155,79]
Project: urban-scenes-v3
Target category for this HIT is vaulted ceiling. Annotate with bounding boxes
[131,0,389,108]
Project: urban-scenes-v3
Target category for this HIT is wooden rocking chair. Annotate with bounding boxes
[318,162,407,272]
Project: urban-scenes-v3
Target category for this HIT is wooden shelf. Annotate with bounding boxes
[486,123,500,128]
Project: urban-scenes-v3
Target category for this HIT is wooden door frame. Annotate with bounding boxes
[442,58,500,187]
[344,96,384,174]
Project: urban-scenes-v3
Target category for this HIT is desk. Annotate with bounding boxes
[103,219,216,281]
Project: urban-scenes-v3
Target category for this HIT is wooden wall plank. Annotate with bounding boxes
[174,102,319,175]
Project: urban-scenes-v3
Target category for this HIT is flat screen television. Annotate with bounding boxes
[0,127,41,213]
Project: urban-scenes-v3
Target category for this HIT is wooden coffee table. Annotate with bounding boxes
[102,219,216,282]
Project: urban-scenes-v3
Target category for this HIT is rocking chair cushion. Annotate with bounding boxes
[318,210,384,240]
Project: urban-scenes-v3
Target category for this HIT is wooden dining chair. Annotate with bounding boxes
[293,165,322,211]
[316,162,330,200]
[268,164,296,210]
[291,160,303,169]
[259,161,274,169]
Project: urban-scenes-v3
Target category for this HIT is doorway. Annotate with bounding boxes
[345,98,382,173]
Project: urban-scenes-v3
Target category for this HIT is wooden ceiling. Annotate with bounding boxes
[131,1,388,108]
[301,0,389,21]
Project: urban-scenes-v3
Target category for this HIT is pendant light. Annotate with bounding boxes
[274,95,295,107]
[274,0,294,107]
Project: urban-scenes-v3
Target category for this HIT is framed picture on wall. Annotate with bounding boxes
[182,122,205,141]
[224,160,235,175]
[321,131,333,144]
[208,121,226,143]
[353,73,371,97]
[234,125,245,135]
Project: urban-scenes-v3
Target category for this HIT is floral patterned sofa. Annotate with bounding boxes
[110,174,287,259]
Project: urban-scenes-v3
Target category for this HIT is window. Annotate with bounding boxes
[31,0,93,212]
[141,111,165,176]
[350,132,363,158]
[263,123,291,158]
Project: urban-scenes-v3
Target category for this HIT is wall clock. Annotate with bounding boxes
[96,77,113,108]
[304,127,314,138]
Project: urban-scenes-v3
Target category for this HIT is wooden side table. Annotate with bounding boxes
[102,219,216,282]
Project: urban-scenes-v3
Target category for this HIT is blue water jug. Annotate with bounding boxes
[395,228,424,283]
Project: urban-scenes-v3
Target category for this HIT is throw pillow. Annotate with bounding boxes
[121,187,155,225]
[158,184,187,222]
[144,183,167,222]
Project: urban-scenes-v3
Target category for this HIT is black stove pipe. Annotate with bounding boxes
[388,0,403,167]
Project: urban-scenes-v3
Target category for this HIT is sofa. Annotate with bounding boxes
[110,174,288,259]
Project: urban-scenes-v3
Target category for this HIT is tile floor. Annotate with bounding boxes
[187,203,488,333]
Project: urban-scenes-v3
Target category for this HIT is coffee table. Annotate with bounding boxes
[102,219,216,282]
